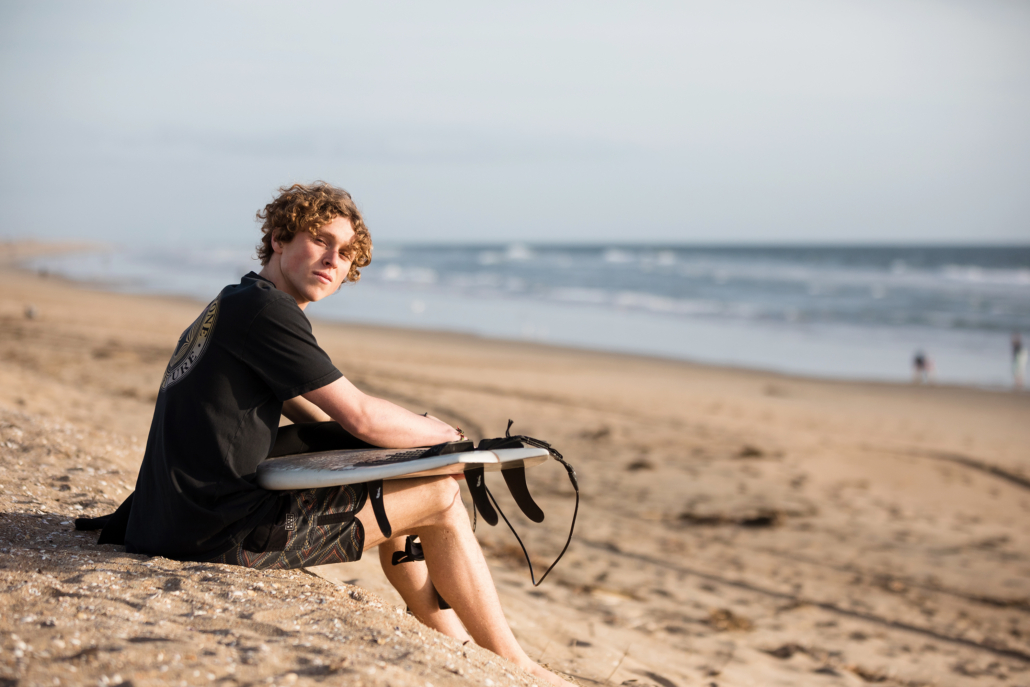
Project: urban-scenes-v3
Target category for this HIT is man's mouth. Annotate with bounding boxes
[313,270,333,285]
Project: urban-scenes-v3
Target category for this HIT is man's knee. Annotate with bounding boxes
[397,477,465,533]
[427,476,463,515]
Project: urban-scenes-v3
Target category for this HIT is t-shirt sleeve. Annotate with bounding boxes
[242,298,343,400]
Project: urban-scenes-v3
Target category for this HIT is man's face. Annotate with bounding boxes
[271,216,355,308]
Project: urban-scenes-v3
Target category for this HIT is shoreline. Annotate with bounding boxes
[7,256,1022,396]
[17,240,1026,389]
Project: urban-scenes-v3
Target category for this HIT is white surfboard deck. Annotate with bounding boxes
[257,446,549,491]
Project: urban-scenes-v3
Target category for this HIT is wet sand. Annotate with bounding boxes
[2,251,1029,686]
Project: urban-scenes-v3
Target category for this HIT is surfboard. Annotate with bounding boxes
[256,432,573,577]
[256,442,550,491]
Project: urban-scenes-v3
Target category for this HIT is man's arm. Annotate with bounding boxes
[281,395,332,424]
[302,376,461,448]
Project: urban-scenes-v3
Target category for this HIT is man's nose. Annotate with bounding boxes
[323,250,339,267]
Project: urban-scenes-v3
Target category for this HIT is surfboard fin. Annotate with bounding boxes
[501,466,545,522]
[478,429,547,523]
[463,466,498,526]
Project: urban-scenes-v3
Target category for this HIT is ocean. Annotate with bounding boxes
[25,244,1030,388]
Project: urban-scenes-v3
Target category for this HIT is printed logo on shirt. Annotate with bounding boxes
[161,298,220,390]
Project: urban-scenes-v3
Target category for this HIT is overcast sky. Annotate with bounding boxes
[1,1,1028,245]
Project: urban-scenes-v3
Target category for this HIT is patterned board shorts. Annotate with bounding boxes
[209,484,367,570]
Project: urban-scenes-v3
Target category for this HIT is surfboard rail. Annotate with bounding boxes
[256,447,550,491]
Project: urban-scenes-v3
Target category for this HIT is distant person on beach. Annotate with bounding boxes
[106,183,571,686]
[1014,333,1028,389]
[912,350,933,384]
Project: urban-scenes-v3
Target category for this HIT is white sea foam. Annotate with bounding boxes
[381,264,437,284]
[505,244,532,261]
[603,248,635,264]
[941,264,1030,287]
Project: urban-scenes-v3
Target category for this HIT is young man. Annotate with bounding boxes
[123,183,571,685]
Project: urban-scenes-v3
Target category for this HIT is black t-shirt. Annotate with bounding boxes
[124,272,343,559]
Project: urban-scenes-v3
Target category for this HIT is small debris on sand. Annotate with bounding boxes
[706,608,753,632]
[737,445,764,458]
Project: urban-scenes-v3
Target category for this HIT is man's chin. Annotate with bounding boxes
[305,287,334,303]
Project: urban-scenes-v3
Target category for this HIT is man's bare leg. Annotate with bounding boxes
[357,476,572,687]
[377,536,471,641]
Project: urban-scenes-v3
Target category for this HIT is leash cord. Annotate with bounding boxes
[483,420,580,587]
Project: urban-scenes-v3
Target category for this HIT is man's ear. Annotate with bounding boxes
[270,232,284,254]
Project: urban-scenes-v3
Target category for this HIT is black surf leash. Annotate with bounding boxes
[391,536,452,610]
[473,420,579,587]
[391,420,579,591]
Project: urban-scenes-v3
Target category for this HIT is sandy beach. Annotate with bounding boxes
[2,250,1029,686]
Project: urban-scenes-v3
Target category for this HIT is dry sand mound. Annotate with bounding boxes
[0,407,544,686]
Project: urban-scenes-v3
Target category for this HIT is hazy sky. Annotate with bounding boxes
[1,1,1028,245]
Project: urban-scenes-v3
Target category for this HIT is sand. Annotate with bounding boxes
[2,247,1029,686]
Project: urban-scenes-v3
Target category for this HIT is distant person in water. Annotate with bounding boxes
[1014,334,1028,390]
[912,350,933,384]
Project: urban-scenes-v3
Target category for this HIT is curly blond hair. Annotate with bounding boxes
[256,182,372,283]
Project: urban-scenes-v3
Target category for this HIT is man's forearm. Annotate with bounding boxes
[303,377,461,448]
